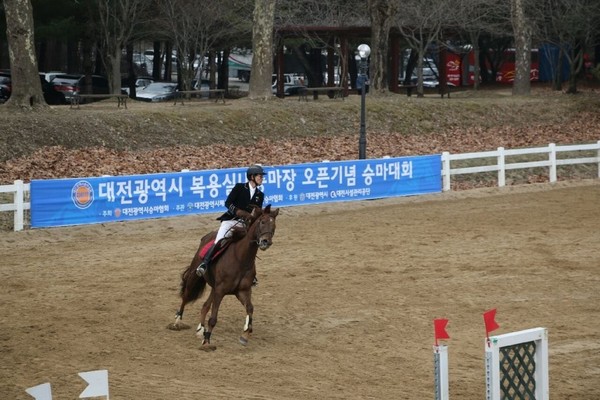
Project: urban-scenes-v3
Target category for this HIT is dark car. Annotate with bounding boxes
[0,71,67,105]
[40,73,65,105]
[48,74,80,103]
[0,71,11,103]
[50,74,110,104]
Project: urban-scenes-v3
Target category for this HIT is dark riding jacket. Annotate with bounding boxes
[217,182,264,221]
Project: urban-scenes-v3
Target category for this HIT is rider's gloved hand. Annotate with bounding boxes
[235,209,251,220]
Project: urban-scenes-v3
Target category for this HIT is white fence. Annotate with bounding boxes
[0,179,30,231]
[2,141,599,232]
[442,141,600,191]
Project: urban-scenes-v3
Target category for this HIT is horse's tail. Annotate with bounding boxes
[179,232,215,303]
[179,263,207,303]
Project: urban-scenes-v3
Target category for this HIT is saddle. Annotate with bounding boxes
[197,224,247,262]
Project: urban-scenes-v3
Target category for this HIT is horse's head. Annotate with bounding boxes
[252,204,279,251]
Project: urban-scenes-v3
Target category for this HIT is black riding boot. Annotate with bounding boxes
[196,242,218,277]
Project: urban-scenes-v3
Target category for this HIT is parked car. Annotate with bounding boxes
[48,74,81,104]
[121,76,154,95]
[135,82,179,102]
[271,73,306,96]
[50,74,110,104]
[0,71,11,103]
[39,73,65,105]
[41,71,64,83]
[422,78,456,88]
[0,71,67,105]
[272,84,307,96]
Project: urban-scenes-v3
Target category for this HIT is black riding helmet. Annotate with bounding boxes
[246,165,265,181]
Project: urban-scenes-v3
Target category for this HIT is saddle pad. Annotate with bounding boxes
[198,240,228,260]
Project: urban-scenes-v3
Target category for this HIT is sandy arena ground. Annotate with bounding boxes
[1,180,599,399]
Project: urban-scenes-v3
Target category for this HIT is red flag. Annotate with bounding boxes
[434,318,450,345]
[483,309,500,335]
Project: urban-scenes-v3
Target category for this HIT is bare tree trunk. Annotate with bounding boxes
[552,47,563,91]
[470,33,481,91]
[209,51,217,89]
[3,0,46,109]
[368,0,395,93]
[152,41,162,81]
[511,0,532,95]
[566,43,584,94]
[248,0,275,100]
[103,46,122,94]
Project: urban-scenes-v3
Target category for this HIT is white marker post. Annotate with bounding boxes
[434,345,449,400]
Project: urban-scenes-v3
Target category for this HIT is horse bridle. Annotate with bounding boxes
[252,214,275,246]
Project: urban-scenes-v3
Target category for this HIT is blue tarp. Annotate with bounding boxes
[539,44,571,82]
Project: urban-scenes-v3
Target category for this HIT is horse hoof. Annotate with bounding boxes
[200,344,217,352]
[166,322,190,331]
[239,336,248,346]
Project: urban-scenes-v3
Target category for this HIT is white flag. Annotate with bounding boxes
[78,369,109,399]
[25,382,52,400]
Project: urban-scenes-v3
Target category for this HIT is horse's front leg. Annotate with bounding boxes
[235,289,254,346]
[196,290,213,341]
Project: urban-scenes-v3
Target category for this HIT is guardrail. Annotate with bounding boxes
[441,141,600,191]
[2,141,599,231]
[0,180,30,231]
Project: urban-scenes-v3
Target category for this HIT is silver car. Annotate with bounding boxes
[135,82,179,102]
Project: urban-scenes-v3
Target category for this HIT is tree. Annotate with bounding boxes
[274,0,368,91]
[536,0,600,93]
[2,0,46,109]
[452,0,507,90]
[156,0,230,91]
[393,0,453,96]
[248,0,276,100]
[510,0,533,95]
[31,0,89,72]
[367,0,397,93]
[93,0,150,94]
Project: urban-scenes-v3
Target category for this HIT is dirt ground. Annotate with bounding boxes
[1,180,599,399]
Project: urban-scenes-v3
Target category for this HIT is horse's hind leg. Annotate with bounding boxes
[195,290,213,340]
[235,289,254,346]
[199,291,224,350]
[167,299,191,330]
[168,264,206,331]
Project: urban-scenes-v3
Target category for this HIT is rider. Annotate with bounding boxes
[196,164,265,283]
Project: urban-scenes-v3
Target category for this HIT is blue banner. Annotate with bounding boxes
[31,155,441,228]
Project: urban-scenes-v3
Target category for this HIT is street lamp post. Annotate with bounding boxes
[357,44,370,160]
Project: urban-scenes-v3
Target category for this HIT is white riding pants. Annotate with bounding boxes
[215,219,245,243]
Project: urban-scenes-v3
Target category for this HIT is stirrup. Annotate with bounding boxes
[252,276,258,287]
[196,263,206,277]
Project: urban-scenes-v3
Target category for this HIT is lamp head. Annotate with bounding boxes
[358,44,371,59]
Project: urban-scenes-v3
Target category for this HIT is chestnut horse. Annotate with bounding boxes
[168,205,279,350]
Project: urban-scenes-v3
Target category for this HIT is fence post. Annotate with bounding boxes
[14,180,25,231]
[442,152,450,192]
[597,141,600,179]
[497,147,505,187]
[548,143,557,183]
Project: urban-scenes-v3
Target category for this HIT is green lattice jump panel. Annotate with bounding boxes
[499,341,537,399]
